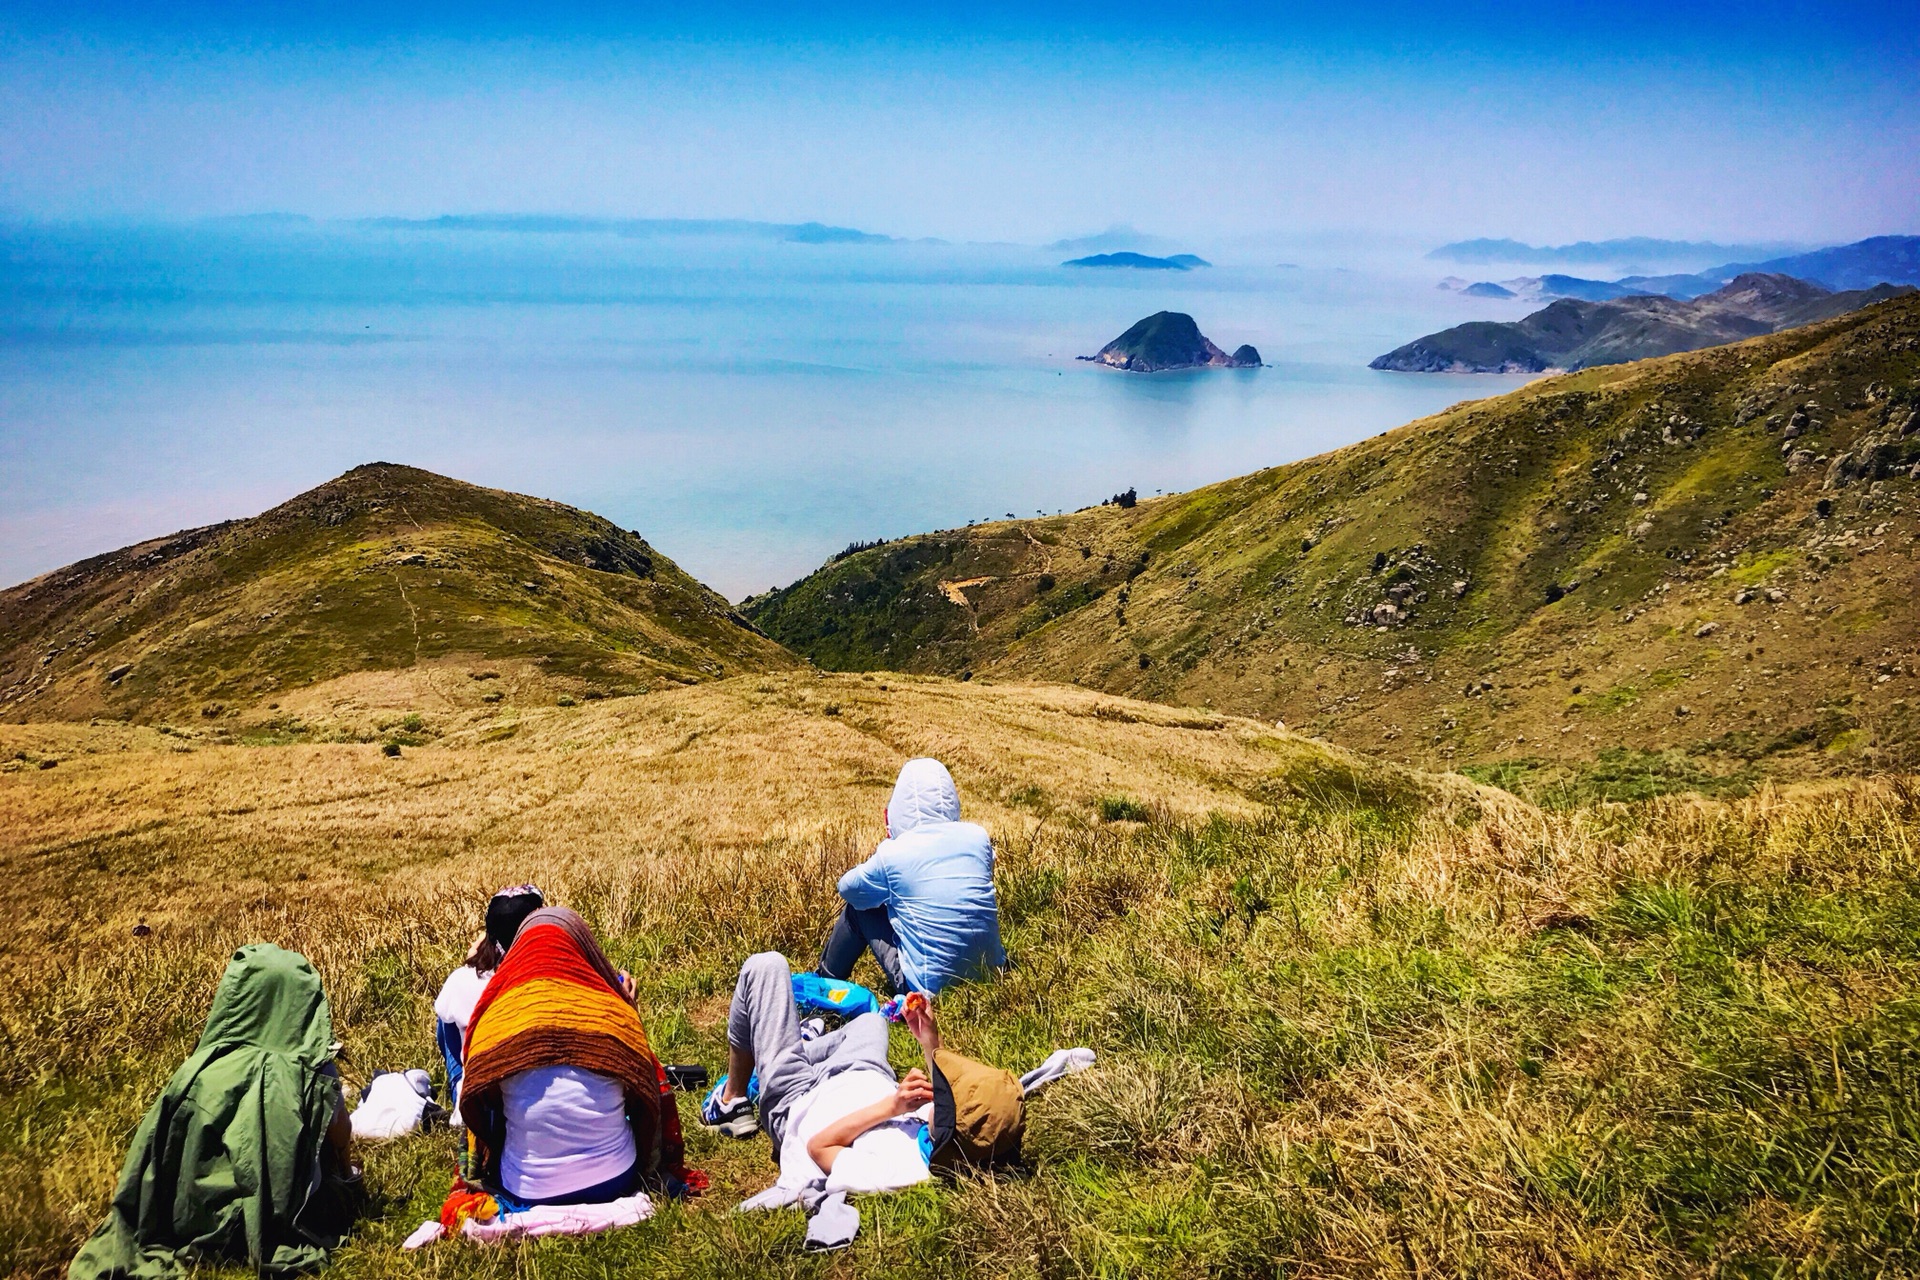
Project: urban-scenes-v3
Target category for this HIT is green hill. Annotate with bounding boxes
[750,294,1920,784]
[0,463,797,723]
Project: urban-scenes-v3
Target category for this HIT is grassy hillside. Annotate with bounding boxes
[750,294,1920,785]
[6,678,1920,1275]
[0,463,796,723]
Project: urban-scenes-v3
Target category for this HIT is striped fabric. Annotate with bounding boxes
[459,911,687,1189]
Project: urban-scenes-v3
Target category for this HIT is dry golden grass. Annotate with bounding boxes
[0,671,1407,947]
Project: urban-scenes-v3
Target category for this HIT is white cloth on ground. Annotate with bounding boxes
[803,1188,860,1252]
[433,966,492,1034]
[500,1065,638,1201]
[400,1192,654,1249]
[737,1067,930,1212]
[1020,1047,1096,1094]
[349,1069,435,1140]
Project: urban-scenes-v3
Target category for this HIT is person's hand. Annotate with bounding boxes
[617,971,638,1005]
[892,1068,933,1116]
[903,993,940,1053]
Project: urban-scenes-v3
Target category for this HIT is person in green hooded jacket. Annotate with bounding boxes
[69,943,362,1280]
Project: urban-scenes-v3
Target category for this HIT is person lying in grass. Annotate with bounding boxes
[432,883,544,1111]
[706,953,1027,1205]
[70,944,362,1280]
[818,757,1007,995]
[705,951,935,1197]
[457,906,696,1204]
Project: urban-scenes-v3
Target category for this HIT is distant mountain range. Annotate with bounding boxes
[1437,236,1920,303]
[1429,237,1796,268]
[355,215,899,244]
[1063,252,1211,271]
[1631,236,1920,296]
[1374,273,1912,373]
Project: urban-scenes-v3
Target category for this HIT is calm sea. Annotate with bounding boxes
[0,221,1535,599]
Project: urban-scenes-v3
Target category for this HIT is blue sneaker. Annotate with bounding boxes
[701,1076,758,1138]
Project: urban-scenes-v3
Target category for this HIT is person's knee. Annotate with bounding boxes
[843,1010,890,1051]
[741,951,790,981]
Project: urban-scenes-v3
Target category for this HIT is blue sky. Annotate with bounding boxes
[1,1,1915,244]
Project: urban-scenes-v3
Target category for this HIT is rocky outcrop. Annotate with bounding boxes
[1081,312,1262,372]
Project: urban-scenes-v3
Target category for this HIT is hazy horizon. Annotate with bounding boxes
[3,1,1916,247]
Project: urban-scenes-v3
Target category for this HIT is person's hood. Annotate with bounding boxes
[887,758,962,837]
[196,942,333,1063]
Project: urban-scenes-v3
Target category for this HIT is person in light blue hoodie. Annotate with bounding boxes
[818,758,1007,994]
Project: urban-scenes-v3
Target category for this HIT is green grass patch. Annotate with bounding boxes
[1463,747,1756,807]
[1729,547,1799,586]
[1593,682,1641,712]
[1096,794,1152,822]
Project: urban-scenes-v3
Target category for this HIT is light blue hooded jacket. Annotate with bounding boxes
[837,759,1006,993]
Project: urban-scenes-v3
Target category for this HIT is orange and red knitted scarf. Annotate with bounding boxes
[459,907,689,1190]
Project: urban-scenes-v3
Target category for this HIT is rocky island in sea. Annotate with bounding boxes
[1080,311,1260,372]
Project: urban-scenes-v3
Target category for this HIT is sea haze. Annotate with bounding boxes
[0,219,1535,599]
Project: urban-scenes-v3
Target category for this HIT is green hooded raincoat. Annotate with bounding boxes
[69,944,351,1279]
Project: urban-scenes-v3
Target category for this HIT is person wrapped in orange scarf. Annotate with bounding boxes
[458,907,696,1203]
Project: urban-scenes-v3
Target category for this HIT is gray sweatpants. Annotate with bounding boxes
[727,952,894,1157]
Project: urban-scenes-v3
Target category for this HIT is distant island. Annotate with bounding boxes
[1441,274,1642,303]
[1373,273,1912,373]
[1080,311,1260,371]
[355,215,899,245]
[1063,252,1211,271]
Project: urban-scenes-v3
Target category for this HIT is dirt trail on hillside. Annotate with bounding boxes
[940,577,994,606]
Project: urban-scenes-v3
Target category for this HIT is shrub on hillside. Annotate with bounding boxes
[830,538,887,564]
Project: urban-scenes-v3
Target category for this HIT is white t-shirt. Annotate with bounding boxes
[780,1067,931,1196]
[433,966,491,1034]
[500,1066,637,1201]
